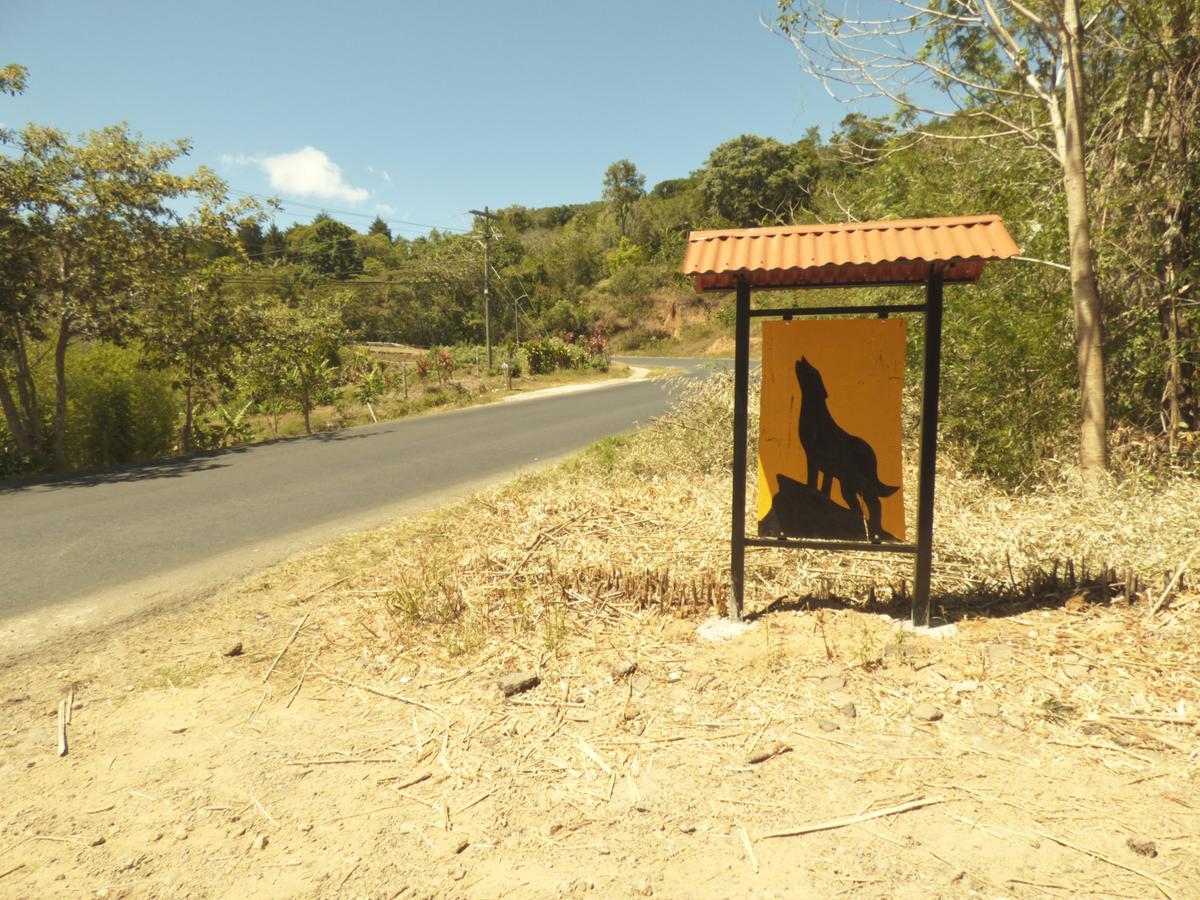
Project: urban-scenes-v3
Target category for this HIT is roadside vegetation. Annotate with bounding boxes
[2,372,1196,896]
[6,3,1200,486]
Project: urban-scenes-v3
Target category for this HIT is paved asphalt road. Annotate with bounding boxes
[0,357,731,652]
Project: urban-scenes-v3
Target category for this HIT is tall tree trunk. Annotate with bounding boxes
[0,365,34,459]
[51,314,71,471]
[181,382,194,453]
[301,380,312,434]
[1059,0,1108,475]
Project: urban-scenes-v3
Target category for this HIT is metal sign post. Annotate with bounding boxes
[726,273,943,626]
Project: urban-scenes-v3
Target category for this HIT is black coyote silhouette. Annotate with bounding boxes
[795,356,898,542]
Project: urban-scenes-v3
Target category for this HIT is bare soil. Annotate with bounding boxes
[1,527,1196,899]
[2,375,1197,898]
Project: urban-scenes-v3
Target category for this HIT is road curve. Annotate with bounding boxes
[0,358,730,656]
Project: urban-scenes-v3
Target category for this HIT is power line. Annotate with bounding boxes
[226,188,470,234]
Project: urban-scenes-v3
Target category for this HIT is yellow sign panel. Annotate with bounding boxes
[758,319,906,542]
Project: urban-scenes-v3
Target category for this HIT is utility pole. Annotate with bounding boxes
[469,207,498,371]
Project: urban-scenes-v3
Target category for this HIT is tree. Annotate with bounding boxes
[141,258,265,451]
[0,123,254,468]
[262,222,287,264]
[251,292,347,434]
[776,0,1111,475]
[237,219,264,260]
[299,213,361,279]
[368,215,393,242]
[602,159,645,236]
[697,134,818,226]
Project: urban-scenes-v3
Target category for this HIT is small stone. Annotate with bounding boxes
[819,676,846,692]
[497,671,540,697]
[610,660,636,679]
[543,822,562,837]
[1003,714,1027,731]
[817,718,840,733]
[911,702,943,722]
[223,642,244,658]
[633,879,654,897]
[1112,733,1137,747]
[90,835,106,847]
[677,823,696,834]
[251,833,268,851]
[837,700,857,718]
[631,674,651,692]
[974,699,1001,717]
[175,828,189,842]
[952,679,979,693]
[452,864,466,881]
[167,725,188,734]
[985,644,1014,666]
[1080,721,1104,736]
[622,705,639,721]
[298,822,312,833]
[667,671,682,683]
[1062,664,1090,680]
[1126,837,1157,858]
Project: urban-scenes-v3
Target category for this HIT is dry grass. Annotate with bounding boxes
[3,372,1198,898]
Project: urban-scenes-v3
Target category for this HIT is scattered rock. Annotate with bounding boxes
[452,864,467,881]
[1080,721,1104,736]
[1061,664,1090,680]
[974,699,1001,717]
[1112,733,1137,747]
[818,718,840,733]
[610,660,636,679]
[621,704,640,721]
[808,664,843,680]
[819,676,846,692]
[952,679,979,693]
[298,822,312,833]
[166,725,188,735]
[223,642,244,658]
[837,700,857,718]
[1126,837,1157,858]
[428,832,469,856]
[748,741,792,765]
[985,644,1014,666]
[1003,714,1027,731]
[251,833,268,851]
[667,671,682,683]
[542,822,563,837]
[911,702,943,722]
[677,823,696,834]
[633,879,654,897]
[631,675,651,692]
[497,672,540,697]
[175,828,189,842]
[691,673,716,692]
[90,835,106,847]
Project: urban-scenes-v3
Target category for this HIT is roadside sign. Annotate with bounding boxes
[757,319,906,543]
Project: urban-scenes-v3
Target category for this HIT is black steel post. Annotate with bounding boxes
[729,275,752,620]
[913,266,945,626]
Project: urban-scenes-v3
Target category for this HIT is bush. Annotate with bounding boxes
[65,343,180,468]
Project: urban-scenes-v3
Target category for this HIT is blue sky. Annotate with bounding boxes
[3,1,896,237]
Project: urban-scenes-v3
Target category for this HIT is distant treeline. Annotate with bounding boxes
[3,0,1199,486]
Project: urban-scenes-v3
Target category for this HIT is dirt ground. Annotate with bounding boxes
[3,374,1198,898]
[1,529,1196,899]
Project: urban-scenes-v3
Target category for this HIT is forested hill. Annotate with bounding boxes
[3,0,1199,486]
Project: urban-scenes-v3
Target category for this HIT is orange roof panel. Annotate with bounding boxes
[682,215,1019,292]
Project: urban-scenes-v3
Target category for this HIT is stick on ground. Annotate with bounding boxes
[760,796,948,839]
[264,613,309,683]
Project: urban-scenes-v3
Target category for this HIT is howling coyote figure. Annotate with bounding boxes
[795,357,898,542]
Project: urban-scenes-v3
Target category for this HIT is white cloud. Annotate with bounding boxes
[257,146,368,203]
[381,169,393,185]
[376,203,396,215]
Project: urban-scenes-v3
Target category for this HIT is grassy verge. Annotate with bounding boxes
[243,360,631,442]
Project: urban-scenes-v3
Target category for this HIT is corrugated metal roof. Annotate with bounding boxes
[682,215,1019,292]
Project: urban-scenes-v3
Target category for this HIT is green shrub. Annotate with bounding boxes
[65,344,180,468]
